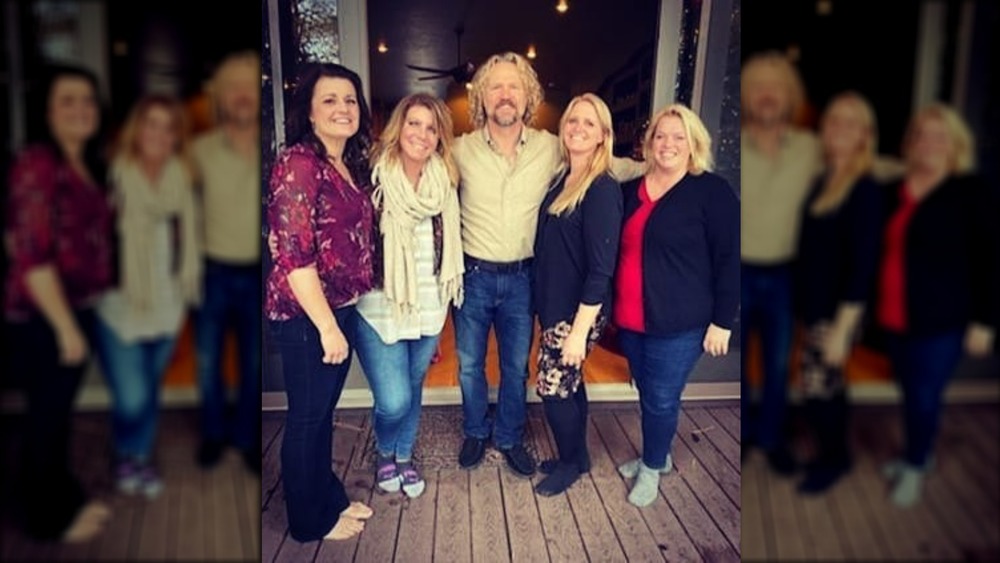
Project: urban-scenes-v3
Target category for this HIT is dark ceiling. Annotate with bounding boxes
[366,0,661,104]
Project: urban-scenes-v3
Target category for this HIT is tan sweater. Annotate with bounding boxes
[192,130,261,264]
[741,127,822,264]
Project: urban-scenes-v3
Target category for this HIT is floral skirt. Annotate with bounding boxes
[536,313,608,398]
[800,322,847,399]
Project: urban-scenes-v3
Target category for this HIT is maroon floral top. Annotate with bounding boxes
[4,145,113,321]
[266,143,375,321]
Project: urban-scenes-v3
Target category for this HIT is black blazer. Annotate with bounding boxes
[618,172,740,335]
[878,174,998,335]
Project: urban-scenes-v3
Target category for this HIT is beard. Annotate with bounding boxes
[489,101,520,127]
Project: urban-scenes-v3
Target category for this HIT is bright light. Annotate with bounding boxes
[526,45,537,60]
[556,0,568,14]
[377,41,388,54]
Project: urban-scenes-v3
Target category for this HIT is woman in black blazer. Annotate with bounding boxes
[875,103,997,507]
[613,104,740,507]
[532,93,622,497]
[793,92,884,494]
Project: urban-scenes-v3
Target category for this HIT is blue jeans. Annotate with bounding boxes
[194,260,261,451]
[454,263,533,449]
[270,307,357,542]
[886,329,964,468]
[620,328,704,469]
[355,317,440,460]
[93,316,177,460]
[740,263,794,450]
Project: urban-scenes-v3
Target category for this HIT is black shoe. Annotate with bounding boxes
[197,440,225,469]
[539,456,591,475]
[797,460,850,495]
[535,463,580,496]
[499,443,536,477]
[241,447,261,475]
[765,447,797,476]
[458,437,487,469]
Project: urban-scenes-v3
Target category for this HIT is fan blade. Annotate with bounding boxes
[417,75,451,81]
[406,63,454,74]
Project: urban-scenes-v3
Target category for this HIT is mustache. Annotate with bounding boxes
[494,99,516,110]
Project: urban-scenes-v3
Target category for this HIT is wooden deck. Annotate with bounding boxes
[742,403,1000,561]
[262,402,742,562]
[0,409,260,561]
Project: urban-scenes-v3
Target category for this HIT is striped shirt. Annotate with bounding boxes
[356,218,447,344]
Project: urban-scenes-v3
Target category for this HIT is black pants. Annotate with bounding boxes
[8,309,95,540]
[800,325,850,466]
[542,383,589,466]
[269,308,356,542]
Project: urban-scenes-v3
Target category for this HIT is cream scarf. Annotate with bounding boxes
[371,153,464,321]
[111,157,201,311]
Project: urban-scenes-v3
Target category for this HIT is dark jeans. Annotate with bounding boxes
[269,307,357,542]
[194,259,261,451]
[454,261,534,449]
[741,263,794,450]
[886,329,965,468]
[620,328,704,469]
[8,309,96,540]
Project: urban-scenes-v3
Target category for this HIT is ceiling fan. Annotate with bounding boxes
[406,25,477,85]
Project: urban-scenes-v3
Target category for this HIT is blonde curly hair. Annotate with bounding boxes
[467,52,544,129]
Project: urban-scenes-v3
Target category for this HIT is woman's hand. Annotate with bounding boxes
[703,323,731,357]
[821,323,852,367]
[561,331,587,369]
[964,323,996,357]
[56,323,88,365]
[319,324,349,364]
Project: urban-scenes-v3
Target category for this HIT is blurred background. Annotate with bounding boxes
[1,1,258,560]
[741,0,999,561]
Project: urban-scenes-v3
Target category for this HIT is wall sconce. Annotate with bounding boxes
[556,0,569,14]
[526,45,537,60]
[377,40,389,54]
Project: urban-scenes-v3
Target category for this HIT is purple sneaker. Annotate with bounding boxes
[398,462,425,498]
[376,457,401,493]
[137,462,164,499]
[115,459,141,494]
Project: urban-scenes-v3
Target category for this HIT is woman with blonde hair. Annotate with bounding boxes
[875,103,996,507]
[614,104,739,506]
[93,94,201,498]
[793,91,884,494]
[353,92,463,498]
[532,93,622,496]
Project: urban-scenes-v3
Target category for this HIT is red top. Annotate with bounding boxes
[877,184,918,332]
[266,144,375,321]
[614,179,657,332]
[4,146,113,321]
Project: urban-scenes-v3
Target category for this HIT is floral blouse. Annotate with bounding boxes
[4,145,113,321]
[265,143,375,321]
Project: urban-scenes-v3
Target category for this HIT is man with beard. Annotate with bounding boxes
[191,51,262,473]
[740,51,821,475]
[452,52,644,476]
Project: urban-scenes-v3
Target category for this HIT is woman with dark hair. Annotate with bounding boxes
[265,63,375,542]
[3,64,113,542]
